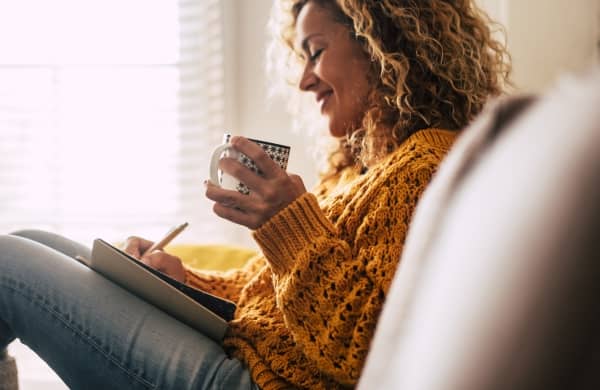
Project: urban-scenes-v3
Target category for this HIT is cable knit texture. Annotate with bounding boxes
[185,129,457,389]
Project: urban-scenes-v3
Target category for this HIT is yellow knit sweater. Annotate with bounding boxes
[185,129,457,389]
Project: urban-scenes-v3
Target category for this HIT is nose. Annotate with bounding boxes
[298,62,318,92]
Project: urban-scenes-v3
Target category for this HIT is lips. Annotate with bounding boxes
[316,90,333,112]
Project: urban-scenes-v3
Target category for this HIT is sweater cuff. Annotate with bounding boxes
[183,265,198,287]
[252,192,336,275]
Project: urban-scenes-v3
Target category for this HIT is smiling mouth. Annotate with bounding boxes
[317,91,333,112]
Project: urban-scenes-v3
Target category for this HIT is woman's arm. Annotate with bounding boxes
[184,255,266,302]
[253,155,440,385]
[124,235,266,303]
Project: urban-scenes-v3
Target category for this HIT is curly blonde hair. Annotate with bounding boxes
[268,0,511,179]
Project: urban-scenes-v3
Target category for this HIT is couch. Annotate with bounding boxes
[359,68,600,389]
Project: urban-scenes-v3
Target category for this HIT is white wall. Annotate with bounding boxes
[507,0,599,92]
[479,0,599,92]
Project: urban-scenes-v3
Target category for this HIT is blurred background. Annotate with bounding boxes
[1,0,598,388]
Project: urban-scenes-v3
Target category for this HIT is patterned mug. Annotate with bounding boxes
[209,134,290,194]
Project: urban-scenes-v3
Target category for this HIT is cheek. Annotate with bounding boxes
[345,71,370,115]
[344,57,370,99]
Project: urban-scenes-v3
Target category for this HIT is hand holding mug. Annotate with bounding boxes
[206,135,306,230]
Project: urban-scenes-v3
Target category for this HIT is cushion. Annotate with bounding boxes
[166,244,257,271]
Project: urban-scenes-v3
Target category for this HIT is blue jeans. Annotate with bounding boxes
[0,230,258,390]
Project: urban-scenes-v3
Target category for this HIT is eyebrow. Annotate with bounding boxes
[298,33,324,53]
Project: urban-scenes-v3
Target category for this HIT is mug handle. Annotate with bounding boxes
[209,144,233,186]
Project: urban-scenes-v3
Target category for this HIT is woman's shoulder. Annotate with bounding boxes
[385,128,457,161]
[401,128,458,154]
[314,129,458,198]
[373,128,459,178]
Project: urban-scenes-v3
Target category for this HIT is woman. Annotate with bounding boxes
[0,0,510,389]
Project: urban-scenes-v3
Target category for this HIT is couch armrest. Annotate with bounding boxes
[359,71,600,390]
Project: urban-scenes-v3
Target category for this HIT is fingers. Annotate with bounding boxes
[205,181,266,229]
[205,174,306,230]
[229,136,282,178]
[205,181,265,214]
[141,251,186,283]
[212,202,263,230]
[123,236,153,259]
[217,153,292,200]
[123,236,186,283]
[218,157,266,193]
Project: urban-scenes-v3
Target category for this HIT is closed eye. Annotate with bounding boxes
[309,48,323,62]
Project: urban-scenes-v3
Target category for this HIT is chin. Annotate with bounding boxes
[327,118,347,138]
[328,129,346,138]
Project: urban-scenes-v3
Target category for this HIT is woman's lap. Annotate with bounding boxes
[0,231,255,390]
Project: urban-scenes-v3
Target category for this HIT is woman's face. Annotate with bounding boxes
[294,1,371,138]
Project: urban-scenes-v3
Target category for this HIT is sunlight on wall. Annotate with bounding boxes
[0,0,232,246]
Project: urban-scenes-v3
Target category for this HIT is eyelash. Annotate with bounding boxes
[309,48,323,62]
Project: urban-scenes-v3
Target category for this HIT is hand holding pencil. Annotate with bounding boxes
[142,222,188,256]
[123,222,189,283]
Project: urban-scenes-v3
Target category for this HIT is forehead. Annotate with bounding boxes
[293,2,338,49]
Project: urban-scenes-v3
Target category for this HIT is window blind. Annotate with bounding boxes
[0,0,234,245]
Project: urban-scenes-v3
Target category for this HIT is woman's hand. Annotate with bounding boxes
[205,136,307,230]
[123,236,186,283]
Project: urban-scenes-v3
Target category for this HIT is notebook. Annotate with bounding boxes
[80,239,236,342]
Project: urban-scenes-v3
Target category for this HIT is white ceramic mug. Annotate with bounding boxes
[209,134,291,194]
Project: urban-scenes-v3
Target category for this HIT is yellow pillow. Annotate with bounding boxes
[165,244,257,271]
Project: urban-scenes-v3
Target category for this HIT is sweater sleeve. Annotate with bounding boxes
[184,255,266,303]
[252,156,439,385]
